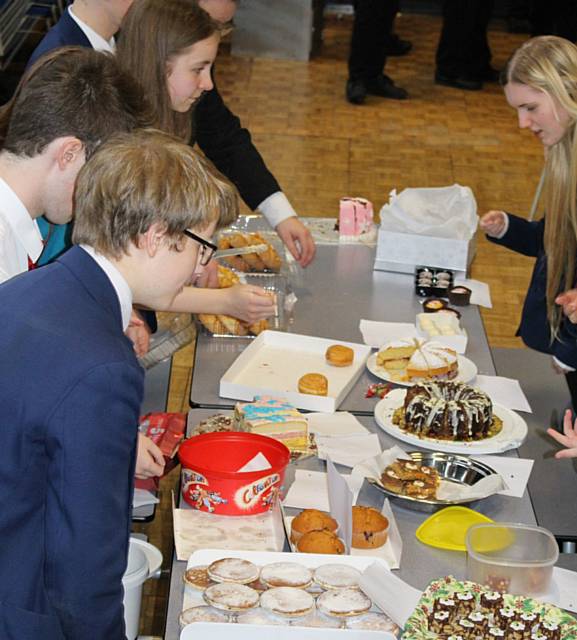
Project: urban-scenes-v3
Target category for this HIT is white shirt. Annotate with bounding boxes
[0,178,44,284]
[257,191,297,228]
[68,7,115,53]
[80,245,132,331]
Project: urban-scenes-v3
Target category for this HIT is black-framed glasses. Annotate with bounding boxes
[183,229,217,266]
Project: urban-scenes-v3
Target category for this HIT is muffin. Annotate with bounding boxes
[351,505,389,549]
[296,529,345,554]
[290,509,338,544]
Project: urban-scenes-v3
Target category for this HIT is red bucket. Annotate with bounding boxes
[178,432,290,516]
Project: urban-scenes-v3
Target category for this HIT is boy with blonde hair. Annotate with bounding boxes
[0,129,237,639]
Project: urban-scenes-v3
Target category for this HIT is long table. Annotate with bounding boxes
[190,244,496,413]
[163,242,577,637]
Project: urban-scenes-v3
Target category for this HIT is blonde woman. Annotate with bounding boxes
[480,36,577,409]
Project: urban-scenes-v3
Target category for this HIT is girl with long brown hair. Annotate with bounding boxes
[117,0,315,269]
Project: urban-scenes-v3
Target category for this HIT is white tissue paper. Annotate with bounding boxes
[379,185,478,240]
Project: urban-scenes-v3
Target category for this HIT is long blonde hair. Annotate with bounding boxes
[504,36,577,337]
[116,0,218,142]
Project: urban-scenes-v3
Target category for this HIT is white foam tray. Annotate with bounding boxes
[181,549,396,640]
[219,330,372,413]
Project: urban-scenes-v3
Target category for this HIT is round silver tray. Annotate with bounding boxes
[368,451,497,513]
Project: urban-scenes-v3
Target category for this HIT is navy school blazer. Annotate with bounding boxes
[0,246,144,639]
[488,213,577,368]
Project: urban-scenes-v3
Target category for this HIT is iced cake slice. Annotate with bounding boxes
[234,396,308,453]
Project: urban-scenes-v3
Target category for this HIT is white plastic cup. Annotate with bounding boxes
[123,538,163,640]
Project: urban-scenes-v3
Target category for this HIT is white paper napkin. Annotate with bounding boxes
[283,469,363,511]
[132,488,159,510]
[359,561,422,627]
[327,458,353,552]
[359,319,417,347]
[237,451,272,472]
[454,277,493,308]
[474,454,534,498]
[475,375,532,413]
[307,411,370,436]
[316,433,382,468]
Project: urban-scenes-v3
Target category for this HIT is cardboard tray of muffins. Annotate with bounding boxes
[219,330,372,413]
[401,575,577,639]
[284,503,403,569]
[180,549,401,638]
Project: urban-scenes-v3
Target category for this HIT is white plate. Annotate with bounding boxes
[366,352,477,387]
[374,388,528,455]
[181,550,397,640]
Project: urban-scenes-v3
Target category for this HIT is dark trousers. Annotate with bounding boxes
[436,0,495,78]
[348,0,399,81]
[530,0,577,41]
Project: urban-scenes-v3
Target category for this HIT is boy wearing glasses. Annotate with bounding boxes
[0,129,237,639]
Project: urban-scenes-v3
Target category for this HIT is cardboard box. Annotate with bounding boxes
[373,229,476,276]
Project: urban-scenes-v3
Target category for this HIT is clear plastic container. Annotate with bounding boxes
[138,313,195,369]
[465,522,558,596]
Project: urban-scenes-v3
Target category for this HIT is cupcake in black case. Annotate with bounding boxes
[415,266,455,298]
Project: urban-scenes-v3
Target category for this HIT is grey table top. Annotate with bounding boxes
[164,408,537,640]
[190,244,496,413]
[492,347,577,540]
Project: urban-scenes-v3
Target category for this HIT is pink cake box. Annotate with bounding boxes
[339,197,374,237]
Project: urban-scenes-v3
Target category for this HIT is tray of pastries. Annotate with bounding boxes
[180,550,400,637]
[369,452,497,513]
[402,575,577,639]
[197,266,292,338]
[217,230,284,273]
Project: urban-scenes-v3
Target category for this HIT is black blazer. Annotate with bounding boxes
[29,13,282,212]
[489,213,577,367]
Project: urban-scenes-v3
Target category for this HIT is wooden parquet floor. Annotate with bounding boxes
[137,12,541,636]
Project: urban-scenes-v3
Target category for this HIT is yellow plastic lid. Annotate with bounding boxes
[415,506,494,551]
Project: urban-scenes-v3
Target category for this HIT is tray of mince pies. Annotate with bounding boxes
[415,267,454,298]
[180,550,400,636]
[402,575,577,640]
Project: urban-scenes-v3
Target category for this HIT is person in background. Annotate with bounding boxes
[480,36,577,409]
[435,0,496,91]
[28,0,315,269]
[0,128,237,639]
[345,0,409,105]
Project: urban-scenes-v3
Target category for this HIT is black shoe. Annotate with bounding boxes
[346,78,367,105]
[365,75,409,100]
[384,34,413,56]
[434,71,483,91]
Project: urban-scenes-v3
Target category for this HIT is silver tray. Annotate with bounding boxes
[367,451,497,513]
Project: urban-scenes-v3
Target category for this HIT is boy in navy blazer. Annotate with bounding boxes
[0,130,237,639]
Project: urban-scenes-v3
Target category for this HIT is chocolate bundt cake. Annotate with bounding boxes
[395,381,495,441]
